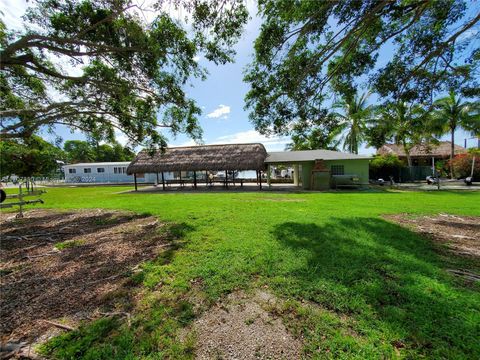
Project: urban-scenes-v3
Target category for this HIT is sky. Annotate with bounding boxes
[2,0,478,154]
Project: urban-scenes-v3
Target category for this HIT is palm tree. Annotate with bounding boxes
[433,91,480,178]
[374,101,432,168]
[332,92,373,154]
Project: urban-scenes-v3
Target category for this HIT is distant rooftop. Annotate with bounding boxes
[265,150,371,163]
[63,162,131,167]
[377,141,466,157]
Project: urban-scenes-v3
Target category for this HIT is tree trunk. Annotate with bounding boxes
[404,146,412,167]
[403,142,412,182]
[450,128,455,179]
[406,152,412,167]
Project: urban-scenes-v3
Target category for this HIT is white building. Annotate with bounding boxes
[63,162,173,184]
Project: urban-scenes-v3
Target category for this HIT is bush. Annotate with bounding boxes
[369,154,405,181]
[448,153,480,179]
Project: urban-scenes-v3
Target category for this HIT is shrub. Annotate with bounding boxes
[448,152,480,179]
[369,154,405,181]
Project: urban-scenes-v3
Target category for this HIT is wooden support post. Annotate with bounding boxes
[156,172,159,186]
[134,173,138,191]
[206,171,209,187]
[161,172,165,190]
[225,170,228,189]
[179,171,182,187]
[259,170,262,190]
[193,171,197,189]
[267,164,271,187]
[293,164,300,187]
[18,182,24,218]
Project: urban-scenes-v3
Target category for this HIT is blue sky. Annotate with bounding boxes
[2,0,478,154]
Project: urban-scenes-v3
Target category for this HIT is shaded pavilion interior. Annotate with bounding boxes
[126,143,268,191]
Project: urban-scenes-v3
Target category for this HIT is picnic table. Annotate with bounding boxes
[208,178,245,188]
[164,178,245,188]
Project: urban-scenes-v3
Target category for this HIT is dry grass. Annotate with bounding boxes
[0,209,169,343]
[185,290,303,359]
[385,213,480,258]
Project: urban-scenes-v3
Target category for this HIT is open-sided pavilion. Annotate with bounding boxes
[126,143,268,191]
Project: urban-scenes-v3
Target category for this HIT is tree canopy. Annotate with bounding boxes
[1,0,248,148]
[286,111,342,151]
[63,140,135,163]
[244,0,479,139]
[0,136,63,178]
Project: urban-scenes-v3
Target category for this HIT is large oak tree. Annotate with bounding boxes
[1,0,248,148]
[244,0,479,139]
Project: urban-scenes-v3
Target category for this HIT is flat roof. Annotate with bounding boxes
[63,162,131,167]
[265,150,372,163]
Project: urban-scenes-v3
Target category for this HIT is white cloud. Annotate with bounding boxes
[213,130,289,152]
[206,104,231,119]
[1,0,28,30]
[177,139,198,147]
[193,55,201,62]
[114,131,130,147]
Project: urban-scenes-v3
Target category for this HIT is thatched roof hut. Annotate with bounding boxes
[127,143,268,174]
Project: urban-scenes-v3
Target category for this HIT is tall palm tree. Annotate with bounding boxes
[433,91,480,178]
[374,101,432,168]
[333,92,373,154]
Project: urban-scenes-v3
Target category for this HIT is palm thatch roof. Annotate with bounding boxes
[377,141,467,158]
[127,143,268,174]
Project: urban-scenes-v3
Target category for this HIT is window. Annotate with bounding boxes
[330,165,344,175]
[68,168,76,174]
[84,168,92,173]
[114,167,126,174]
[97,168,105,173]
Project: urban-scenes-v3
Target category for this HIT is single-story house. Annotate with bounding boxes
[63,162,173,184]
[377,141,467,166]
[265,150,371,190]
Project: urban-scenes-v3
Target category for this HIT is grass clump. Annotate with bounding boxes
[54,239,85,250]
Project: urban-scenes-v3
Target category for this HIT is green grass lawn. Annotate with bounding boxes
[7,187,480,359]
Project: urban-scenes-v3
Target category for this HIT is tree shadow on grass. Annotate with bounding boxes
[272,218,480,358]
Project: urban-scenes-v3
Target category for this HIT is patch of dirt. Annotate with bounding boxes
[0,209,169,344]
[384,213,480,258]
[188,290,303,360]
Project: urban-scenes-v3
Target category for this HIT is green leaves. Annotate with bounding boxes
[1,0,248,149]
[245,0,478,139]
[0,136,64,178]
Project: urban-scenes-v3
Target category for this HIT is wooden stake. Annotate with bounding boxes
[134,173,138,191]
[43,320,75,331]
[161,172,165,190]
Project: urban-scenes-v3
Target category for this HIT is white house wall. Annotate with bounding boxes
[63,163,173,184]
